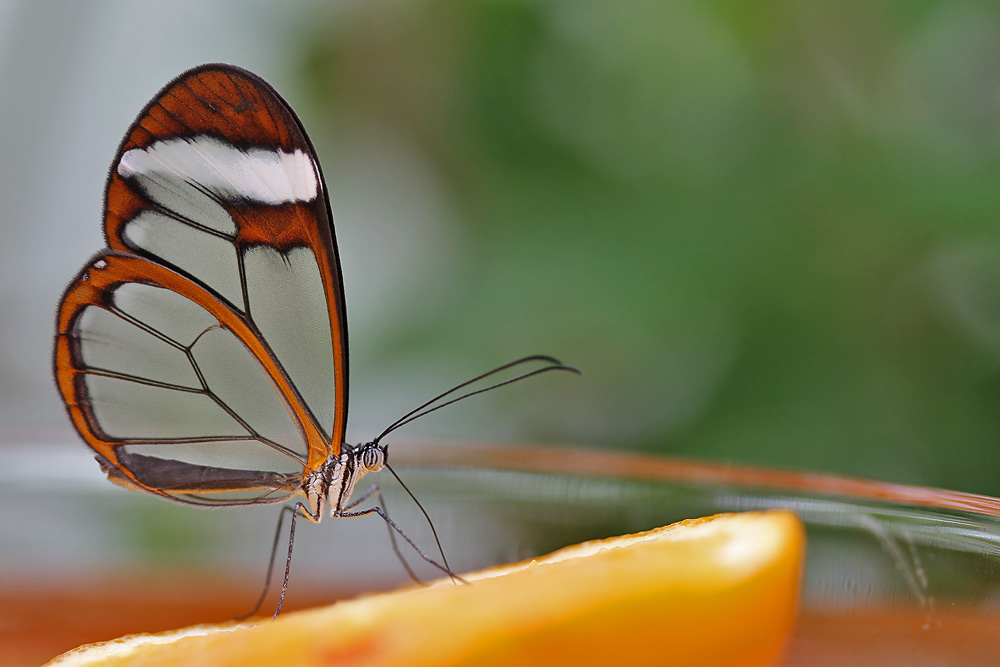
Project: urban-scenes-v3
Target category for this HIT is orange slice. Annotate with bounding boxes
[47,511,804,667]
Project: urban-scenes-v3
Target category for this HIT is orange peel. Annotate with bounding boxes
[48,510,804,667]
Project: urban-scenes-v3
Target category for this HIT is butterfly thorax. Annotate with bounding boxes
[302,442,387,521]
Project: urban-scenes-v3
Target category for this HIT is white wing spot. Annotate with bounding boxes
[118,136,319,205]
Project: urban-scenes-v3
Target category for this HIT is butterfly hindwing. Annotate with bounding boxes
[54,65,348,504]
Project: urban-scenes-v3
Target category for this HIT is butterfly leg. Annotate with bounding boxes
[337,488,466,583]
[237,501,320,620]
[341,484,420,583]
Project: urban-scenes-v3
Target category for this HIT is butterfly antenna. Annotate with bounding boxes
[373,355,580,443]
[384,462,465,583]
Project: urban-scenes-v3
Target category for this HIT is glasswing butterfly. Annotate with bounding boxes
[53,64,576,616]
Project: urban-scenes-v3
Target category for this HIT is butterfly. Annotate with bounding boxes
[53,63,575,616]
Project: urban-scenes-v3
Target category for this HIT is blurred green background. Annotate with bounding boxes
[292,1,1000,495]
[4,0,1000,496]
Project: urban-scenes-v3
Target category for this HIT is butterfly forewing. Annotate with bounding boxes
[54,65,348,504]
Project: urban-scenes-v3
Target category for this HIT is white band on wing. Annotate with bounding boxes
[119,135,319,205]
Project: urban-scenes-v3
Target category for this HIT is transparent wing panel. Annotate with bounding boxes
[76,305,200,389]
[192,327,305,458]
[112,283,219,346]
[84,375,244,439]
[122,211,244,307]
[244,245,335,438]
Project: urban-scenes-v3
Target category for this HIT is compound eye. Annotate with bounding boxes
[361,444,384,471]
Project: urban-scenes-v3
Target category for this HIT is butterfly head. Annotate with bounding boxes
[356,441,387,473]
